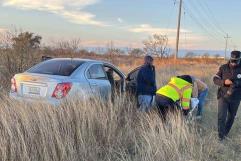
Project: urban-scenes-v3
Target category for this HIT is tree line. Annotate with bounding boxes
[0,30,171,90]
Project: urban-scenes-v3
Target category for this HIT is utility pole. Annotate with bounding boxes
[224,34,231,60]
[175,0,183,60]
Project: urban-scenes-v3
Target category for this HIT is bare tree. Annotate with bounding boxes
[143,34,170,58]
[185,52,195,58]
[11,32,42,71]
[0,31,42,73]
[106,41,119,64]
[55,38,81,57]
[0,30,42,90]
[129,48,144,57]
[214,54,220,59]
[202,53,210,59]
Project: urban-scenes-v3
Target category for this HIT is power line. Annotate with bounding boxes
[201,0,227,35]
[230,39,237,50]
[182,9,188,51]
[164,0,177,36]
[196,0,239,50]
[182,2,230,53]
[187,0,225,40]
[165,0,239,56]
[194,0,226,36]
[172,0,234,56]
[183,2,224,44]
[195,1,226,38]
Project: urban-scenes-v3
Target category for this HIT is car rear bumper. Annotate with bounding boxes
[9,92,61,106]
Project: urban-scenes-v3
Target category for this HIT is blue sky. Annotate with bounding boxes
[0,0,241,51]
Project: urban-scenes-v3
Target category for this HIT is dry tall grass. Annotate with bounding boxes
[0,62,241,161]
[0,96,219,161]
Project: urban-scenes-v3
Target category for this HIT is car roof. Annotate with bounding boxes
[48,58,110,64]
[51,58,126,76]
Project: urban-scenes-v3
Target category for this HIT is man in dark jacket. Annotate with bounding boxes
[137,55,156,112]
[213,50,241,140]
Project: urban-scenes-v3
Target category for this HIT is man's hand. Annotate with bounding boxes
[225,79,233,86]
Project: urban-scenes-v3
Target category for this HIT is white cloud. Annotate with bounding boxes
[80,39,141,48]
[61,10,106,26]
[117,18,123,23]
[128,24,207,48]
[128,24,189,35]
[2,0,99,10]
[1,0,107,26]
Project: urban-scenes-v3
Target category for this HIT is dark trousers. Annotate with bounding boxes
[155,95,177,120]
[218,98,240,139]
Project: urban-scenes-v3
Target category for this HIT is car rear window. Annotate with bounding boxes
[27,59,85,76]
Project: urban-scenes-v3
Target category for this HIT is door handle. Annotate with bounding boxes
[91,83,98,86]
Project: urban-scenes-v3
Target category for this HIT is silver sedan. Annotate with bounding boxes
[10,58,126,105]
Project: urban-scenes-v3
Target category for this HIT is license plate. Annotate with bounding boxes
[28,87,40,95]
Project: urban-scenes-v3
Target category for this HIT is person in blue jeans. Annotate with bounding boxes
[192,77,208,119]
[136,55,156,112]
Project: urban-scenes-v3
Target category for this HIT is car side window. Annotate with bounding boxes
[87,64,107,80]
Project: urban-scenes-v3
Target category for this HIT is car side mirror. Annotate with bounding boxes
[41,56,52,62]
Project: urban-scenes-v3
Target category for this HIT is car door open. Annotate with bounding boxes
[86,64,111,99]
[103,64,126,96]
[126,66,141,95]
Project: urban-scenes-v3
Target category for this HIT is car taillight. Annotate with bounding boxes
[52,82,72,99]
[11,78,17,93]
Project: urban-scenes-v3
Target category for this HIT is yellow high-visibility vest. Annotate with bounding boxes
[156,77,193,110]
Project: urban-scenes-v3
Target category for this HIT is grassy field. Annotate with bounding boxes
[0,59,241,161]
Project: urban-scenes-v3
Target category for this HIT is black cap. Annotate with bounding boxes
[230,51,241,60]
[177,75,193,84]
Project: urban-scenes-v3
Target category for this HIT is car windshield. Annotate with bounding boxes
[27,59,85,76]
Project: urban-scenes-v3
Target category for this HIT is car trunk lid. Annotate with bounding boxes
[14,73,68,98]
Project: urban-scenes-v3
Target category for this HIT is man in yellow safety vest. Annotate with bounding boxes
[155,75,193,120]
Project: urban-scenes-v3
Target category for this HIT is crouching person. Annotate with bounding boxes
[191,76,208,120]
[155,75,193,120]
[136,55,157,112]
